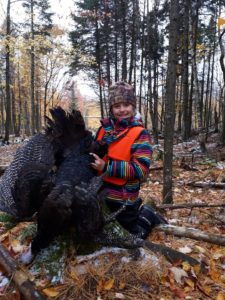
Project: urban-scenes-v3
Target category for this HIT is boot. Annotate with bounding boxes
[135,204,168,239]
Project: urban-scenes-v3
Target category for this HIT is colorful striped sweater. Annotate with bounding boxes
[96,116,153,201]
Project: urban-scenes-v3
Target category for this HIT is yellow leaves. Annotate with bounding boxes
[220,275,225,284]
[209,260,221,282]
[213,249,225,260]
[97,277,115,292]
[196,282,212,297]
[194,245,206,254]
[218,17,225,29]
[182,261,191,272]
[196,43,205,51]
[184,278,195,289]
[118,281,126,290]
[42,287,59,297]
[216,292,225,300]
[192,264,201,276]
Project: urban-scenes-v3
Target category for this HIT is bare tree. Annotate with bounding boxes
[163,0,179,204]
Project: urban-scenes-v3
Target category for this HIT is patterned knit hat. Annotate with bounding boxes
[109,81,136,109]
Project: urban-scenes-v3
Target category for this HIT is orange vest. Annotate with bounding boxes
[96,126,143,185]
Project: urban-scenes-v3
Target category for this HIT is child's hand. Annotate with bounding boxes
[90,153,106,171]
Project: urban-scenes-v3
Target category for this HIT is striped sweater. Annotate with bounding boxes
[97,116,153,201]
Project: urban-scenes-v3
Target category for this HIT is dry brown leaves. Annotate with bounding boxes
[0,142,224,299]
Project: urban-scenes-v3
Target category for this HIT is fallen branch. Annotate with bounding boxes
[156,224,225,246]
[143,240,202,269]
[0,243,46,300]
[150,166,163,171]
[157,203,225,210]
[187,181,225,189]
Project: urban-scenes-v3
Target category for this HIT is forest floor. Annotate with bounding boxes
[0,134,224,299]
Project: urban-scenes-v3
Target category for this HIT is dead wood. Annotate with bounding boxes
[150,166,163,170]
[157,203,225,210]
[143,240,203,269]
[187,181,225,189]
[0,243,46,300]
[156,224,225,246]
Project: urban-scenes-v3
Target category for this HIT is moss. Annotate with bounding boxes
[0,213,19,230]
[19,223,37,243]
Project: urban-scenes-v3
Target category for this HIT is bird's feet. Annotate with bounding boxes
[104,202,127,225]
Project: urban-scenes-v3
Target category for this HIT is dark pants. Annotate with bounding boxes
[105,198,168,239]
[105,198,143,234]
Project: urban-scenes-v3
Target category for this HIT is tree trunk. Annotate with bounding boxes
[204,51,211,128]
[94,7,104,118]
[190,4,202,130]
[206,27,216,141]
[163,0,179,204]
[182,0,190,141]
[121,0,127,81]
[30,0,35,134]
[104,0,111,87]
[114,0,119,82]
[5,0,11,142]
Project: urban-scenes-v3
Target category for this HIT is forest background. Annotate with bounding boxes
[1,0,225,203]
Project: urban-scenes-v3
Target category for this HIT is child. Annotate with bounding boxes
[90,81,167,239]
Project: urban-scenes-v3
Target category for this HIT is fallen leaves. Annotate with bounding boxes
[42,287,59,297]
[0,141,224,299]
[170,267,188,284]
[97,277,115,292]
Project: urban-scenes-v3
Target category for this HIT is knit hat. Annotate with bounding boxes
[109,81,136,109]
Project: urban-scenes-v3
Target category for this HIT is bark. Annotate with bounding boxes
[17,62,22,135]
[200,54,206,126]
[94,8,104,118]
[219,29,225,143]
[0,244,46,300]
[204,51,211,127]
[5,0,11,142]
[163,0,179,203]
[205,31,216,141]
[190,4,202,130]
[103,0,111,87]
[152,60,159,144]
[30,0,36,134]
[156,224,225,246]
[121,0,127,81]
[114,0,119,81]
[129,0,138,84]
[182,0,190,140]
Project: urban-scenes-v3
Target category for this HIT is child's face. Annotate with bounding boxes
[111,102,134,119]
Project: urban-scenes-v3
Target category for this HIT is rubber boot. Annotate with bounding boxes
[135,204,168,239]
